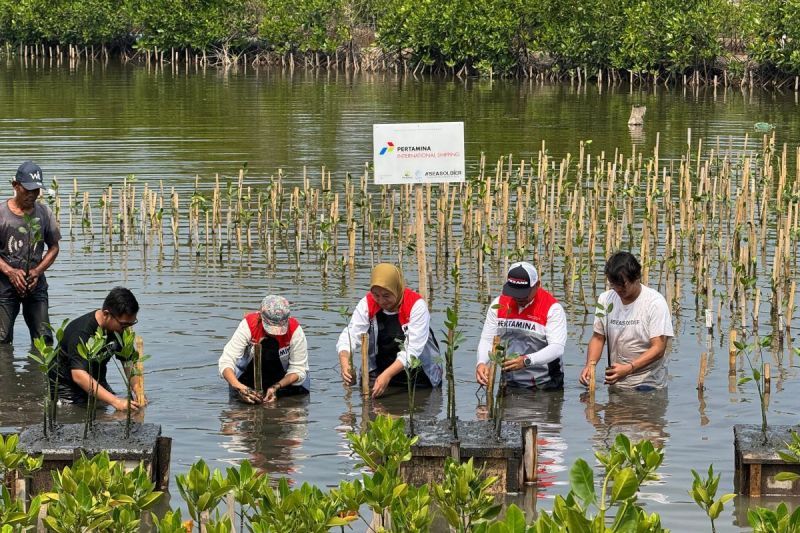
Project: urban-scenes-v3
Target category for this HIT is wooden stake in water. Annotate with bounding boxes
[487,336,500,414]
[697,352,708,391]
[415,187,428,300]
[764,363,771,395]
[729,330,737,374]
[361,333,370,397]
[132,336,145,404]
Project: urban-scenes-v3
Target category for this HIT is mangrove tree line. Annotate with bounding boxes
[0,0,799,79]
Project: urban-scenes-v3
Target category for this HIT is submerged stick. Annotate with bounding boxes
[361,333,369,397]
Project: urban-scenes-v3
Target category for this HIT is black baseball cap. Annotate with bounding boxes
[14,161,44,191]
[502,261,539,298]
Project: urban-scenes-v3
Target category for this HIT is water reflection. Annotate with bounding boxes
[219,395,310,478]
[477,388,567,495]
[581,388,669,450]
[0,344,42,428]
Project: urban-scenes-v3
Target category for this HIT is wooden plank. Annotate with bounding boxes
[155,436,172,491]
[749,464,762,497]
[524,425,538,483]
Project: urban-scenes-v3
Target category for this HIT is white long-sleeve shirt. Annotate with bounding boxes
[218,318,309,384]
[336,296,431,368]
[476,296,567,366]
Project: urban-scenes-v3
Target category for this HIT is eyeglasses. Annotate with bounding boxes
[111,314,138,328]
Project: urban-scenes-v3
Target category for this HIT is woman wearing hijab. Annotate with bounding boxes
[337,263,442,397]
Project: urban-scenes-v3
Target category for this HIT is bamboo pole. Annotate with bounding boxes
[697,352,708,390]
[132,336,145,404]
[361,333,370,397]
[415,187,428,300]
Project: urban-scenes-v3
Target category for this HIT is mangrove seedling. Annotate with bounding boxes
[347,415,416,475]
[534,434,667,532]
[736,334,772,444]
[226,459,267,531]
[111,328,150,439]
[432,458,501,532]
[17,212,42,298]
[42,452,161,533]
[403,351,423,437]
[442,306,464,440]
[689,465,735,533]
[748,503,800,532]
[175,459,230,533]
[76,327,111,438]
[27,320,68,436]
[251,479,355,533]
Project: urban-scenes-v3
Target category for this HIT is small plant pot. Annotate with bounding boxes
[734,424,800,496]
[13,421,171,497]
[403,418,536,493]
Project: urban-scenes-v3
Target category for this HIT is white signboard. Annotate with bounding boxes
[373,122,465,185]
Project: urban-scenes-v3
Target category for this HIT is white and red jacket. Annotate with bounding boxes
[218,312,310,390]
[337,288,442,386]
[477,290,567,388]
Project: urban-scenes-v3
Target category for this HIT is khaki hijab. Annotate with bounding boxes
[370,263,405,304]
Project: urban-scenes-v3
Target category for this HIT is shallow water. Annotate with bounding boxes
[1,60,800,531]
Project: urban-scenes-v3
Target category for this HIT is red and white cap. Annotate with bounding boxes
[502,262,539,298]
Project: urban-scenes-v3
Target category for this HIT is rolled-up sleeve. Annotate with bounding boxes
[477,297,501,366]
[218,319,251,378]
[286,325,309,383]
[336,297,370,355]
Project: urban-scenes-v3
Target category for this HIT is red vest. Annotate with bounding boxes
[245,312,299,348]
[366,288,422,324]
[497,289,557,325]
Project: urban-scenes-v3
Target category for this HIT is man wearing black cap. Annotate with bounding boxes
[476,261,567,390]
[0,161,61,345]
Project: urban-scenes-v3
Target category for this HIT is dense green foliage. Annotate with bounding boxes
[0,0,799,77]
[1,422,800,532]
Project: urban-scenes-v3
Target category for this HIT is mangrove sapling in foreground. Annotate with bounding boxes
[532,434,667,532]
[42,452,162,533]
[175,459,230,533]
[433,458,501,532]
[0,432,44,524]
[689,465,735,533]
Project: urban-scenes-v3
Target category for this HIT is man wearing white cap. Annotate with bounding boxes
[476,262,567,390]
[0,161,61,345]
[219,295,310,404]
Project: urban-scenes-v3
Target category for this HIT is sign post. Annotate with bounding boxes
[373,122,465,299]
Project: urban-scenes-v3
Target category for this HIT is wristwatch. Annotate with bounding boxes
[523,356,532,368]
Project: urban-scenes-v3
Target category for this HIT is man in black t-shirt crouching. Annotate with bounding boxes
[50,287,142,411]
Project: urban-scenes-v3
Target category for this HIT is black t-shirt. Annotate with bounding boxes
[49,310,122,403]
[0,200,61,298]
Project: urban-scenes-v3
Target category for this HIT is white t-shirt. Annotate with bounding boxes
[593,284,674,390]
